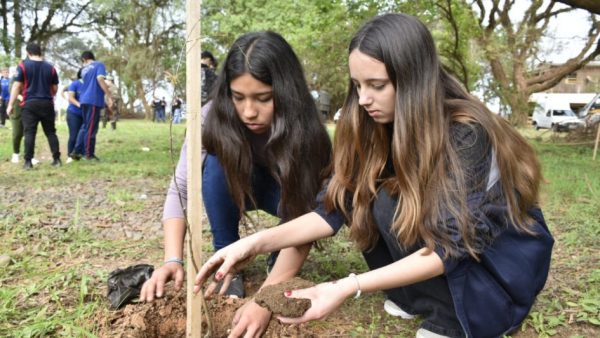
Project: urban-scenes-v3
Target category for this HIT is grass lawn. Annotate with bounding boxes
[0,120,598,337]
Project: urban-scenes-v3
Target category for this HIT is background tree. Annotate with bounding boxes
[461,0,600,125]
[201,0,383,116]
[385,0,484,92]
[2,0,598,124]
[0,0,96,58]
[557,0,600,14]
[92,0,185,118]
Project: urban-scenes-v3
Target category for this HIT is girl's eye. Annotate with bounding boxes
[257,96,272,103]
[372,83,385,90]
[232,96,244,102]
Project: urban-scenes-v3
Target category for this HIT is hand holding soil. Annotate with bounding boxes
[254,277,315,317]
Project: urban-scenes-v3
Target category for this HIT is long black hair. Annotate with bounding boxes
[203,31,332,220]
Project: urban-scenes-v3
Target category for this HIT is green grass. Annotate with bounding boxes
[0,121,598,337]
[522,136,600,336]
[0,120,185,185]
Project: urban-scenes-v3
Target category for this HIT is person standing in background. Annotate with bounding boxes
[172,96,183,124]
[0,67,10,128]
[201,50,218,106]
[6,63,40,165]
[65,69,83,163]
[159,97,166,122]
[7,43,61,170]
[71,50,112,161]
[104,76,120,130]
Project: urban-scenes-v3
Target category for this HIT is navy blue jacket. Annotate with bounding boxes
[444,206,553,337]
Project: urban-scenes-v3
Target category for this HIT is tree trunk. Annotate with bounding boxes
[507,89,531,126]
[13,0,22,59]
[0,0,9,55]
[135,81,151,120]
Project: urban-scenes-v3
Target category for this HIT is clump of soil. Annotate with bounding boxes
[254,277,314,317]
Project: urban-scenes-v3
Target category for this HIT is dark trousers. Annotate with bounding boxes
[21,100,60,161]
[202,154,281,250]
[0,99,7,125]
[10,103,24,153]
[74,104,101,157]
[364,188,465,337]
[66,112,83,155]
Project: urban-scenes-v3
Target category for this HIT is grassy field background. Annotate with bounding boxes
[0,120,598,337]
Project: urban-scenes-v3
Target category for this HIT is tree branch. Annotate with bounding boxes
[557,0,600,14]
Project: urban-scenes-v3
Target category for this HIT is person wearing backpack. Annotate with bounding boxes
[201,50,218,106]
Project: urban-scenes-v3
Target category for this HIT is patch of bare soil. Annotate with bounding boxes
[96,285,323,338]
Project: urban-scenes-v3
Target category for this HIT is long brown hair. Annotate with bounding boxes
[203,32,332,221]
[326,14,541,258]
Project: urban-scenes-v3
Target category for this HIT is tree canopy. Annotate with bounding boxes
[0,0,598,122]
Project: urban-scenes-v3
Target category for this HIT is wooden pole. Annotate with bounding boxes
[593,124,600,161]
[185,0,203,337]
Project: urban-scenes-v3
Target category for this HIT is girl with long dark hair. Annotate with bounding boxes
[194,14,553,338]
[140,31,332,300]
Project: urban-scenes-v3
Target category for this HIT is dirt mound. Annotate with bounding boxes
[96,284,318,337]
[96,290,188,338]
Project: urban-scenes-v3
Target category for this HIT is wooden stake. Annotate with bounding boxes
[186,0,203,337]
[593,124,600,161]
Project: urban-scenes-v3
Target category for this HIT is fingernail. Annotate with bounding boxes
[284,290,291,297]
[215,272,223,280]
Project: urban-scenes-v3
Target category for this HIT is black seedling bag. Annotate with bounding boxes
[107,264,154,309]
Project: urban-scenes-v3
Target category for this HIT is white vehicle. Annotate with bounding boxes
[531,102,584,131]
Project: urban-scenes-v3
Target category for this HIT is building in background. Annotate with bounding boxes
[530,60,600,114]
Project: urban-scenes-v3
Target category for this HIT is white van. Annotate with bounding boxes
[531,101,584,131]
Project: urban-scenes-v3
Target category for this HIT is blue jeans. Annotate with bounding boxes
[155,107,165,122]
[66,112,83,155]
[173,108,182,124]
[202,154,280,250]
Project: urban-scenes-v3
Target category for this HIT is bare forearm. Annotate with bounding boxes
[250,212,333,254]
[97,77,110,94]
[163,218,186,260]
[338,247,445,299]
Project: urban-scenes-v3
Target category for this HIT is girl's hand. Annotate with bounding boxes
[193,238,256,295]
[139,262,184,302]
[227,300,272,338]
[276,279,352,324]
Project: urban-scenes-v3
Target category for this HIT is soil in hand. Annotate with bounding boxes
[254,277,314,317]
